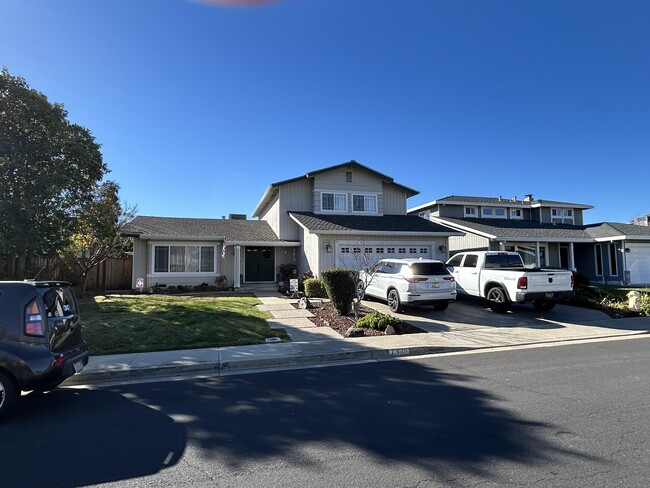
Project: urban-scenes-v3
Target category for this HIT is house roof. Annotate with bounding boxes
[585,222,650,241]
[289,212,462,236]
[433,217,595,242]
[252,160,419,217]
[122,216,292,243]
[433,217,650,243]
[409,195,594,214]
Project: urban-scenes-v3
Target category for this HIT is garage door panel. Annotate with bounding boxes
[627,243,650,284]
[335,242,431,270]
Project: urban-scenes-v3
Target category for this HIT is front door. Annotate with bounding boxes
[245,247,275,282]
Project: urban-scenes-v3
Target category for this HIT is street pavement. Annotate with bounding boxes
[63,291,650,386]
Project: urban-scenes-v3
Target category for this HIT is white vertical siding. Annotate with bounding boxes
[132,238,148,288]
[382,183,407,214]
[448,234,490,253]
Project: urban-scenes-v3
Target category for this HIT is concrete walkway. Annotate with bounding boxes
[63,292,650,386]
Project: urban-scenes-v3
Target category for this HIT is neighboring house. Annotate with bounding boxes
[124,161,461,290]
[631,214,650,226]
[408,195,650,285]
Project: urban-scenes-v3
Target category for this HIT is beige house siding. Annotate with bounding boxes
[258,193,281,237]
[313,166,383,193]
[382,183,408,214]
[131,238,148,288]
[448,234,490,254]
[277,179,312,240]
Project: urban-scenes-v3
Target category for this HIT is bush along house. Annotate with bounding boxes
[409,195,650,286]
[123,161,462,291]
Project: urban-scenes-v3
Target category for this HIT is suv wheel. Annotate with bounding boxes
[0,371,19,420]
[356,281,366,300]
[387,289,402,313]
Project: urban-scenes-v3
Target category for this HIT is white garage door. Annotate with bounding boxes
[627,243,650,284]
[336,242,431,270]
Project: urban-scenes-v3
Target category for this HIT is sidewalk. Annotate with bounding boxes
[63,292,650,386]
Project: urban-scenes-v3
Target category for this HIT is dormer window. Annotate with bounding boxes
[464,206,478,217]
[352,194,377,213]
[510,209,523,219]
[482,207,506,219]
[322,192,347,212]
[551,208,574,224]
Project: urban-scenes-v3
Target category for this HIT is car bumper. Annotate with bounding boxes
[515,290,575,303]
[401,290,457,305]
[14,343,90,391]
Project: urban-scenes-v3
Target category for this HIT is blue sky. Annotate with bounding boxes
[2,0,649,223]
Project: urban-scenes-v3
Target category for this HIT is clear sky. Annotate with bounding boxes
[2,0,649,224]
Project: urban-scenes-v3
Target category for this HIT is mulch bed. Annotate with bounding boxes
[295,299,425,337]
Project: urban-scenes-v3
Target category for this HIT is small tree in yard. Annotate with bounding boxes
[320,268,357,315]
[59,181,137,293]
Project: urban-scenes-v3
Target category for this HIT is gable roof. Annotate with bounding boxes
[253,160,419,217]
[289,212,462,236]
[433,217,594,242]
[585,222,650,241]
[123,216,292,244]
[409,195,594,214]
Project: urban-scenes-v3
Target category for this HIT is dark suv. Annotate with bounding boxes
[0,281,89,419]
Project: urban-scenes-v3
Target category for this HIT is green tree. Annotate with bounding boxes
[59,181,137,293]
[0,68,107,278]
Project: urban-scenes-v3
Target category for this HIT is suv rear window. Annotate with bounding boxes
[409,262,449,275]
[38,287,78,318]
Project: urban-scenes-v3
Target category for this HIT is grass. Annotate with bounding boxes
[79,294,290,356]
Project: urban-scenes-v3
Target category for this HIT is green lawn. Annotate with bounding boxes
[79,294,290,356]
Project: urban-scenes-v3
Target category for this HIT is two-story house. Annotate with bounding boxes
[409,195,650,285]
[124,161,461,290]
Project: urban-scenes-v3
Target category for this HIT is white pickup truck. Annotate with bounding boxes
[445,251,574,313]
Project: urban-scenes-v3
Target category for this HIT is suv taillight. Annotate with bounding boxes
[517,277,528,289]
[25,299,45,336]
[571,273,575,289]
[404,277,428,283]
[443,276,455,282]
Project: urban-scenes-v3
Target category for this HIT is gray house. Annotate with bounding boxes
[124,161,461,290]
[409,195,650,285]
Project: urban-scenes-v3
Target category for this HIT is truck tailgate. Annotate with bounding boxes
[527,271,572,291]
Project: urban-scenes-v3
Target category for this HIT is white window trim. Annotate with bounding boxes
[321,191,348,213]
[464,206,478,217]
[351,192,379,214]
[551,208,575,224]
[510,208,523,220]
[481,207,507,219]
[594,244,604,276]
[150,242,218,276]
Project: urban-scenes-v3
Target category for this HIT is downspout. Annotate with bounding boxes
[536,241,541,267]
[622,240,628,285]
[569,242,575,272]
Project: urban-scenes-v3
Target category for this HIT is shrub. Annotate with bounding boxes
[640,293,650,316]
[320,268,357,315]
[279,263,298,282]
[304,278,327,298]
[356,311,401,331]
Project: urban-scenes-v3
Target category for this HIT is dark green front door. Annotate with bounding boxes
[245,247,275,282]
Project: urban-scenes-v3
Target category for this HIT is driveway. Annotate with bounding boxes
[361,295,650,350]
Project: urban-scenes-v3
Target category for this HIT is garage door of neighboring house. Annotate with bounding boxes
[627,243,650,284]
[336,241,431,270]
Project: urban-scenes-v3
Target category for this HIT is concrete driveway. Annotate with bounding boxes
[361,295,650,350]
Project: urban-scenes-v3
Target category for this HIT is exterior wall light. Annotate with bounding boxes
[325,241,332,253]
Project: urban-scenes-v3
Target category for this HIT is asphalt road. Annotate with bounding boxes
[1,337,648,488]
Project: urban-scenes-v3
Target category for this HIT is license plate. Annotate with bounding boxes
[73,359,85,373]
[427,282,440,289]
[545,292,554,298]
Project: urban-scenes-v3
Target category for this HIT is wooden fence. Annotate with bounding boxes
[0,255,132,290]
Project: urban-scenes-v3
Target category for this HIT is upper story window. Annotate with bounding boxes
[551,208,574,224]
[345,171,353,182]
[510,208,523,219]
[352,194,377,213]
[482,207,506,219]
[322,192,347,212]
[464,206,478,217]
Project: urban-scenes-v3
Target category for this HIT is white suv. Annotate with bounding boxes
[357,258,457,313]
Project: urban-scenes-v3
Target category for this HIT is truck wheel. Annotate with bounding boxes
[387,289,402,313]
[433,303,449,311]
[356,281,366,300]
[0,371,19,421]
[486,287,510,314]
[532,300,555,312]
